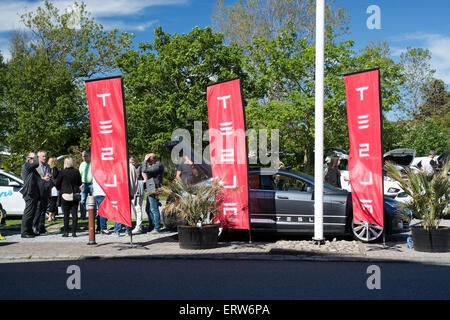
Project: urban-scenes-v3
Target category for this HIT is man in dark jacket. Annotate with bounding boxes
[33,150,52,235]
[142,153,164,233]
[20,152,40,238]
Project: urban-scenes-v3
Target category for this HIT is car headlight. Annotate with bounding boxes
[387,188,400,194]
[396,192,408,198]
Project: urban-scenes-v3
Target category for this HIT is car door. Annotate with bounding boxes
[274,173,314,233]
[0,172,25,215]
[249,173,276,231]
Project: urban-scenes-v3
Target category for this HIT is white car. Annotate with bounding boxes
[0,169,25,215]
[324,148,415,203]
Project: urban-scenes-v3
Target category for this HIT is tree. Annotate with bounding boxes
[0,53,7,150]
[397,116,449,156]
[244,34,402,173]
[211,0,349,49]
[398,47,435,119]
[2,1,132,160]
[116,26,250,158]
[418,78,450,119]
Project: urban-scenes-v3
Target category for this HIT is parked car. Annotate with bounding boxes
[324,148,414,201]
[247,168,410,242]
[0,169,25,215]
[161,141,411,242]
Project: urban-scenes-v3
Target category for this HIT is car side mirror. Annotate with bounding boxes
[306,186,314,193]
[9,181,21,187]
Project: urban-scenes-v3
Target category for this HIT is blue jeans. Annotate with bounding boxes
[80,183,94,219]
[146,195,161,231]
[94,196,108,231]
[114,222,130,235]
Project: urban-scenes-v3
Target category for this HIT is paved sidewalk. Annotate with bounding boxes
[1,220,450,265]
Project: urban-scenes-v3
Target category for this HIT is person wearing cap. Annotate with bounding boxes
[421,150,437,176]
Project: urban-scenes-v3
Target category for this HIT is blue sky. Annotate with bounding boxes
[1,0,450,83]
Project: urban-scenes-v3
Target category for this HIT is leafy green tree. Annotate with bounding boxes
[244,32,402,173]
[2,1,132,161]
[418,78,450,120]
[398,47,435,119]
[397,117,449,155]
[116,26,250,158]
[212,0,349,49]
[0,53,7,150]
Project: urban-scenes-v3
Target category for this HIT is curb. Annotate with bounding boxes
[1,252,450,265]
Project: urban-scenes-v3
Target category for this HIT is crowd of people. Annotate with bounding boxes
[19,150,167,238]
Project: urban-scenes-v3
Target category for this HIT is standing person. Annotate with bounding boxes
[130,156,146,235]
[176,155,195,184]
[421,150,437,176]
[33,150,52,235]
[55,157,82,237]
[113,161,138,236]
[79,150,93,220]
[46,157,59,222]
[142,153,164,234]
[325,156,344,189]
[20,153,40,238]
[0,202,5,240]
[92,177,109,234]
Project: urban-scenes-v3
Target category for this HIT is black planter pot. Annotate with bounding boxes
[411,226,450,252]
[177,224,219,250]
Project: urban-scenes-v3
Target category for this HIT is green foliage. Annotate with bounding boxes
[159,179,224,227]
[418,78,450,120]
[394,117,450,155]
[212,0,349,48]
[244,33,402,173]
[1,1,132,165]
[398,47,435,119]
[386,163,450,230]
[117,26,250,158]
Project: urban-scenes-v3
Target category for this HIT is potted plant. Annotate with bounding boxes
[159,179,224,249]
[385,163,450,252]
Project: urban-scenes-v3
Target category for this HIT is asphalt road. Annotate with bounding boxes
[0,259,449,300]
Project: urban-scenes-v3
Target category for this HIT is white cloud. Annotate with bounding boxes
[0,0,188,32]
[100,19,159,32]
[0,37,11,61]
[391,32,450,84]
[0,0,187,60]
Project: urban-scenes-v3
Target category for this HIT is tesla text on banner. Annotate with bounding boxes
[344,69,384,228]
[207,79,249,230]
[85,77,131,227]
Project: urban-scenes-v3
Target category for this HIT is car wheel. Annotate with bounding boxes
[351,220,384,243]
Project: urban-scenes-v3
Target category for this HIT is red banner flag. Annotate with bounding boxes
[344,69,384,229]
[85,77,131,227]
[207,79,249,230]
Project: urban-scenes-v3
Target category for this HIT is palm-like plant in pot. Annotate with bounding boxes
[385,163,450,252]
[159,179,225,249]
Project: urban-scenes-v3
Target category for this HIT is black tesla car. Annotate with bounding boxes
[247,168,410,242]
[161,141,411,242]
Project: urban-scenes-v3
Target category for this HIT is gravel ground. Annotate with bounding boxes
[271,238,366,255]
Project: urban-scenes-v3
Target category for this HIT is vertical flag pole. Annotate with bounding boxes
[313,0,325,244]
[120,77,133,247]
[239,80,252,244]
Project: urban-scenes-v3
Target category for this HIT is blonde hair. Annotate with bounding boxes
[64,157,74,169]
[48,157,58,168]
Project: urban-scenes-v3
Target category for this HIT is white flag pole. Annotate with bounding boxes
[313,0,325,244]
